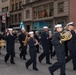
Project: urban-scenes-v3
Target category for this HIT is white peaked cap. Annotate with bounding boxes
[67,22,74,26]
[55,24,62,28]
[29,31,34,34]
[8,28,13,31]
[43,26,48,29]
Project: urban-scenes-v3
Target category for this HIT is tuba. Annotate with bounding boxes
[60,26,72,42]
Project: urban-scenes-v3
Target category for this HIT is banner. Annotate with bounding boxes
[2,13,6,23]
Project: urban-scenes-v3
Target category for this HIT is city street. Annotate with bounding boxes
[0,43,76,75]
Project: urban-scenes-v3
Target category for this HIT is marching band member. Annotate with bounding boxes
[49,31,53,56]
[19,28,27,60]
[48,24,66,75]
[26,31,38,71]
[34,31,41,53]
[66,22,76,70]
[4,28,16,64]
[38,26,52,64]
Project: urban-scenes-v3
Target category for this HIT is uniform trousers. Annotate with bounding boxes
[36,45,39,53]
[5,47,15,62]
[26,51,37,69]
[39,47,50,63]
[20,45,27,58]
[66,49,76,69]
[49,49,66,75]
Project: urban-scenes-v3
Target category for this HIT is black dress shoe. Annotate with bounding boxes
[60,73,66,75]
[19,47,22,51]
[4,57,7,63]
[48,68,54,75]
[51,55,52,59]
[4,59,7,63]
[50,72,54,75]
[33,68,38,71]
[37,51,40,53]
[25,63,28,69]
[23,57,26,60]
[38,57,41,63]
[51,51,56,58]
[73,67,76,70]
[11,62,15,64]
[46,62,52,65]
[19,54,22,59]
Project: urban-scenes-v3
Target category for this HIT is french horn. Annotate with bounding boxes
[60,26,72,42]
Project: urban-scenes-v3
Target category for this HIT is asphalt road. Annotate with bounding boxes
[0,43,76,75]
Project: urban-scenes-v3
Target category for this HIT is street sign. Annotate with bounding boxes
[7,12,10,17]
[2,13,6,23]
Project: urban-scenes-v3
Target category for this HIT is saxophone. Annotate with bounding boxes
[23,36,29,46]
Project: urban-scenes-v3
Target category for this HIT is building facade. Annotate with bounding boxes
[22,0,76,31]
[22,0,69,31]
[0,0,10,32]
[69,0,76,26]
[10,0,24,30]
[0,0,76,32]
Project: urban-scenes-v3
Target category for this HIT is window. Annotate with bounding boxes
[2,7,8,12]
[16,3,18,10]
[2,0,7,2]
[30,0,38,2]
[26,0,38,3]
[26,0,30,3]
[19,2,22,9]
[26,10,30,19]
[58,2,64,13]
[19,13,21,22]
[37,7,42,18]
[12,4,14,11]
[11,15,14,23]
[49,3,54,16]
[15,14,17,23]
[33,8,38,19]
[42,5,49,18]
[33,5,49,19]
